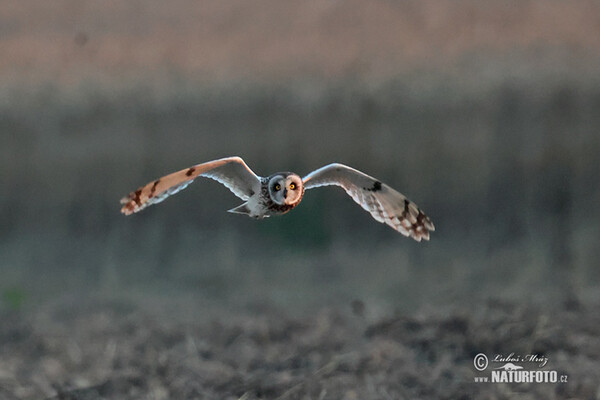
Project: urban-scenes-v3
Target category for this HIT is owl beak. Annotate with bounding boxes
[283,188,288,198]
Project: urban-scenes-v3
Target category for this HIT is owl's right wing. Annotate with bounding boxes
[120,156,261,215]
[303,163,434,241]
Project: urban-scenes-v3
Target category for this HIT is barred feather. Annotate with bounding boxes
[120,156,260,215]
[303,163,434,241]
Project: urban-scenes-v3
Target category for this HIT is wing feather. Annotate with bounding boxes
[120,156,260,215]
[303,163,434,241]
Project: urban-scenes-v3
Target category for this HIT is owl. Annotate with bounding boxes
[120,156,434,241]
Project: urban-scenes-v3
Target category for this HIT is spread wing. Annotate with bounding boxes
[303,163,434,241]
[120,156,261,215]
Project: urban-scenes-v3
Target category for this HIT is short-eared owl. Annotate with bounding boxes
[120,156,434,241]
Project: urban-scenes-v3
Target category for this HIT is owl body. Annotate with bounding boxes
[121,157,434,241]
[231,172,305,218]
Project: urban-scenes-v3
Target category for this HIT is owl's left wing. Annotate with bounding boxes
[120,156,260,215]
[303,163,434,241]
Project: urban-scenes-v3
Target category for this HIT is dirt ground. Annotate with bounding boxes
[1,297,598,400]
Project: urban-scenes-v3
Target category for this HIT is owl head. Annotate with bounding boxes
[268,173,304,206]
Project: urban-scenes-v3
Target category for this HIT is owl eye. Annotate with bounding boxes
[274,184,281,191]
[289,183,296,190]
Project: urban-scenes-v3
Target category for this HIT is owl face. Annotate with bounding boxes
[267,173,304,206]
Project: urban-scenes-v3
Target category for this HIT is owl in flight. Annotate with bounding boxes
[120,156,434,241]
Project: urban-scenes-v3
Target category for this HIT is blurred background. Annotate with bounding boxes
[1,0,600,315]
[3,1,600,398]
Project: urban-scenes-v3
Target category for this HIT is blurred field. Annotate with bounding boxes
[1,1,600,398]
[2,299,599,400]
[2,0,600,83]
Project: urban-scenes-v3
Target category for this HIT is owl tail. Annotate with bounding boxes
[227,202,251,216]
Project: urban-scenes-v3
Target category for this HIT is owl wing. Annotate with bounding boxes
[120,156,261,215]
[303,163,434,241]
